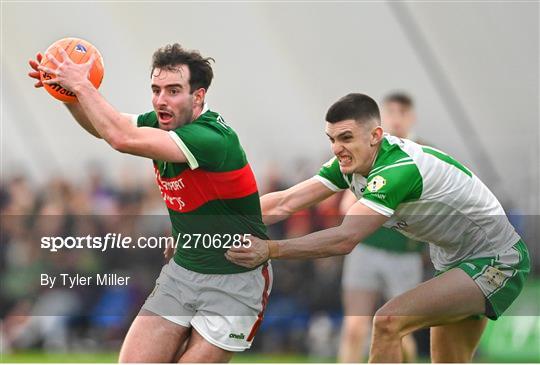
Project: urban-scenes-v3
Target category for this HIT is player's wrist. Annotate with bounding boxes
[71,80,94,95]
[267,240,279,259]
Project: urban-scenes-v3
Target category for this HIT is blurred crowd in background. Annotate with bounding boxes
[0,160,537,359]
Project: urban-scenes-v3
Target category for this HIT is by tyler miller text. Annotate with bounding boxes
[41,273,131,289]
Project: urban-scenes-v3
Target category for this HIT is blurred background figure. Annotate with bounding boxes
[338,92,424,363]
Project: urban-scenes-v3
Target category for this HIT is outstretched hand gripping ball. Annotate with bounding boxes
[39,37,104,102]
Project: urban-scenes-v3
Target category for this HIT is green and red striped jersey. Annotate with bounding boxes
[137,108,268,274]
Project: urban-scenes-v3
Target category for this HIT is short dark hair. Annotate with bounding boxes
[383,92,414,109]
[151,43,214,93]
[326,93,381,125]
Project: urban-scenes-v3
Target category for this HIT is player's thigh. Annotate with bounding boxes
[179,327,233,363]
[373,268,486,336]
[430,316,488,363]
[119,309,191,363]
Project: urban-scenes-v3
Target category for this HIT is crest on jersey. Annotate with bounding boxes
[75,44,87,53]
[367,175,386,192]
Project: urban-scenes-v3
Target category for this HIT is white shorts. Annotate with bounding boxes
[342,244,422,300]
[142,260,273,352]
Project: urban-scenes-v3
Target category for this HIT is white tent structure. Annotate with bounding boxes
[2,1,538,216]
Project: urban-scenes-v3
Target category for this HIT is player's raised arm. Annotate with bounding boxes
[262,153,351,225]
[37,48,190,163]
[29,52,137,140]
[261,177,335,225]
[64,104,136,139]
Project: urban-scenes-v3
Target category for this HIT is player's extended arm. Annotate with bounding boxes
[226,201,388,267]
[261,178,335,225]
[271,201,388,258]
[38,49,188,163]
[73,84,187,162]
[64,103,137,140]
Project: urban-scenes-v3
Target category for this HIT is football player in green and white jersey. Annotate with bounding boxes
[338,93,423,363]
[226,93,530,362]
[30,44,271,363]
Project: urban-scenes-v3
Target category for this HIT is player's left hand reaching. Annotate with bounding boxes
[28,53,44,88]
[225,236,270,268]
[38,48,95,93]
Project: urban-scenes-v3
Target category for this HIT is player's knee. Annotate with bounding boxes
[372,312,402,338]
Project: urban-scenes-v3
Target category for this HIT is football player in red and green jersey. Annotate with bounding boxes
[30,44,271,362]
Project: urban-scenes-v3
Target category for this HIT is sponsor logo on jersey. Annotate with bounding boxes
[367,175,386,192]
[370,193,386,200]
[229,332,245,340]
[153,163,258,213]
[75,44,87,53]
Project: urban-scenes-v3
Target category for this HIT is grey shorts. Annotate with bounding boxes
[142,260,273,352]
[342,244,422,299]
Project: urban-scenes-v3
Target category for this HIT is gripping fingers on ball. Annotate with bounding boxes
[42,77,60,85]
[38,64,57,76]
[29,59,39,71]
[45,52,62,67]
[57,47,70,62]
[28,71,43,88]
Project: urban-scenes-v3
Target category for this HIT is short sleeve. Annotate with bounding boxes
[360,162,422,217]
[169,122,227,170]
[314,157,350,192]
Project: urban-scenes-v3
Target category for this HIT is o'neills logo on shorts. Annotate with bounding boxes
[229,332,245,340]
[153,163,259,213]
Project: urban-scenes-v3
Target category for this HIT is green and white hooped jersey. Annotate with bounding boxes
[315,135,520,271]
